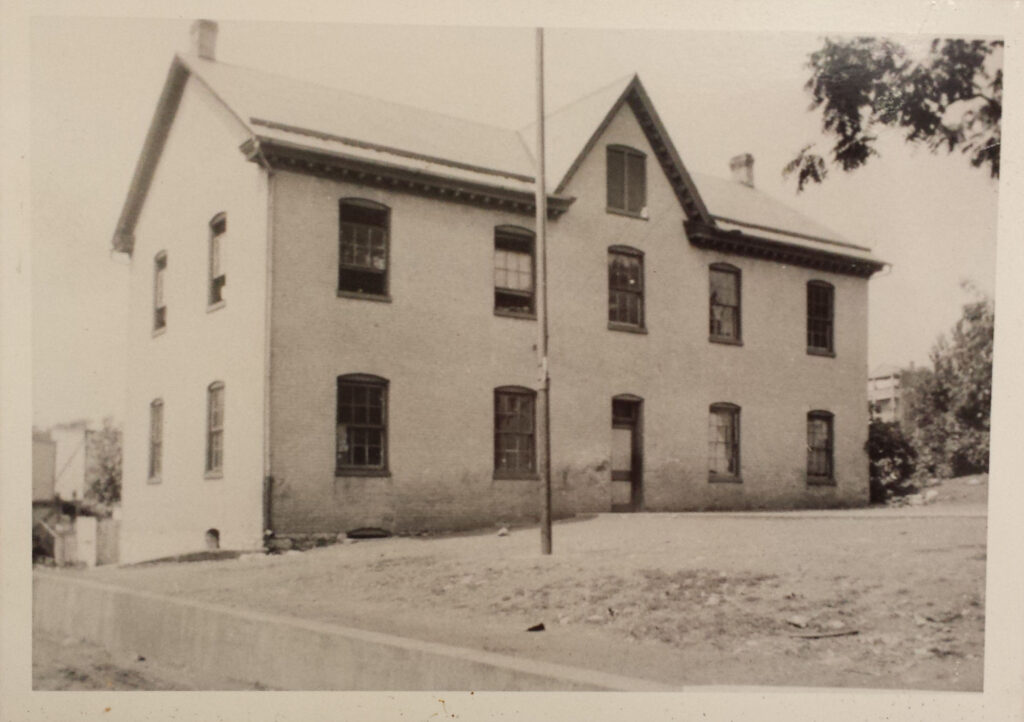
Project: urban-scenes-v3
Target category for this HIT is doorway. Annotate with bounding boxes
[611,396,643,512]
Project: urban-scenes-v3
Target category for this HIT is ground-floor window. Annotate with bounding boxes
[494,387,536,478]
[708,403,740,480]
[807,410,834,482]
[336,374,388,474]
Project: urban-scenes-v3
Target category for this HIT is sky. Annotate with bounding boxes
[29,17,1000,428]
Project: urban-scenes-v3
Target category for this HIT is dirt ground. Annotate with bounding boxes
[33,630,273,690]
[40,475,987,691]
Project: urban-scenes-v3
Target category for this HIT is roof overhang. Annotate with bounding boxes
[244,136,575,219]
[684,220,886,278]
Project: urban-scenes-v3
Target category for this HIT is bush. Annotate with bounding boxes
[866,419,918,502]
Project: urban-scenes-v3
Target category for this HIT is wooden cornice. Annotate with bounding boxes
[684,220,885,278]
[243,137,575,220]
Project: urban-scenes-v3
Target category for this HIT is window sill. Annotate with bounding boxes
[708,474,743,484]
[608,322,648,335]
[337,290,392,303]
[147,476,162,485]
[493,472,540,481]
[495,309,537,321]
[206,300,226,314]
[807,347,836,358]
[807,476,836,486]
[606,207,648,221]
[152,326,167,338]
[204,471,223,481]
[709,335,742,346]
[336,469,391,479]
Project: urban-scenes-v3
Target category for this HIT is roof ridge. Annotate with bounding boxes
[178,53,525,136]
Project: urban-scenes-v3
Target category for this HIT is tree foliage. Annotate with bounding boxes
[865,419,917,502]
[86,418,122,507]
[786,37,1002,191]
[902,291,993,478]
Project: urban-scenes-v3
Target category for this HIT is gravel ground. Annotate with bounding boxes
[39,476,987,691]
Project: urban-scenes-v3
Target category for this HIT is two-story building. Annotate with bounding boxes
[114,22,884,562]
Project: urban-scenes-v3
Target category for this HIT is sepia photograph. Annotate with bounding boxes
[5,3,1023,720]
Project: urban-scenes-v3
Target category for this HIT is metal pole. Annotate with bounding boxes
[535,27,552,555]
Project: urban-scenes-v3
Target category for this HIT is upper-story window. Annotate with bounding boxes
[807,281,835,355]
[494,226,535,317]
[807,410,834,483]
[208,213,226,307]
[606,145,646,216]
[205,382,225,476]
[608,246,645,330]
[336,374,388,475]
[339,199,389,298]
[153,252,167,332]
[709,263,741,344]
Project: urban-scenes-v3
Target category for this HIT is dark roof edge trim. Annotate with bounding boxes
[684,220,885,278]
[110,59,190,255]
[248,137,575,219]
[710,214,873,253]
[250,117,536,185]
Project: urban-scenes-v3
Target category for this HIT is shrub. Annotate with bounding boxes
[866,419,918,502]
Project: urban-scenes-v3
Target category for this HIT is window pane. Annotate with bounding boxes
[607,149,625,209]
[710,270,737,306]
[626,153,645,213]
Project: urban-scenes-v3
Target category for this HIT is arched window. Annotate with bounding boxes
[338,199,390,298]
[494,225,535,316]
[807,410,834,482]
[708,403,740,480]
[206,382,225,475]
[336,374,389,474]
[709,263,741,343]
[153,251,167,331]
[606,145,647,216]
[807,281,835,355]
[494,386,537,478]
[208,212,227,306]
[608,245,645,329]
[148,399,163,480]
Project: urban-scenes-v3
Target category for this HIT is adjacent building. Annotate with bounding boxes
[113,22,885,562]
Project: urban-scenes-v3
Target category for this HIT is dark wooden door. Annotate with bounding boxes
[611,398,642,512]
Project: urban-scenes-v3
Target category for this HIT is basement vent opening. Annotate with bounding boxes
[345,527,390,540]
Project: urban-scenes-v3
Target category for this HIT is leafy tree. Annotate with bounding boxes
[785,37,1002,191]
[865,419,917,502]
[86,418,122,507]
[902,290,993,477]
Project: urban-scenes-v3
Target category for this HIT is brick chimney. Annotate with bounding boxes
[729,153,754,188]
[190,19,218,60]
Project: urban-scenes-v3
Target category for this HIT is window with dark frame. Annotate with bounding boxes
[608,247,644,328]
[149,399,163,480]
[494,387,536,477]
[708,403,740,479]
[339,199,389,297]
[807,411,834,481]
[209,213,226,306]
[807,281,835,353]
[336,375,388,474]
[206,382,224,475]
[606,145,646,215]
[494,227,535,316]
[153,252,167,331]
[709,264,740,342]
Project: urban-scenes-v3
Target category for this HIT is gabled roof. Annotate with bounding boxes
[112,53,884,276]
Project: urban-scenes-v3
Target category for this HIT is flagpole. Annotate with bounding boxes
[535,27,553,555]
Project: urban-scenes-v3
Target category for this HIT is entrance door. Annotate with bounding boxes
[611,397,642,512]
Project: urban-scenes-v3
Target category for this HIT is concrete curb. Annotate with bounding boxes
[33,571,676,691]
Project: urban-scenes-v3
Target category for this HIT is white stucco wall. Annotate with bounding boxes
[120,74,269,563]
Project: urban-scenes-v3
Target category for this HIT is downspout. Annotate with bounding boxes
[248,138,276,545]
